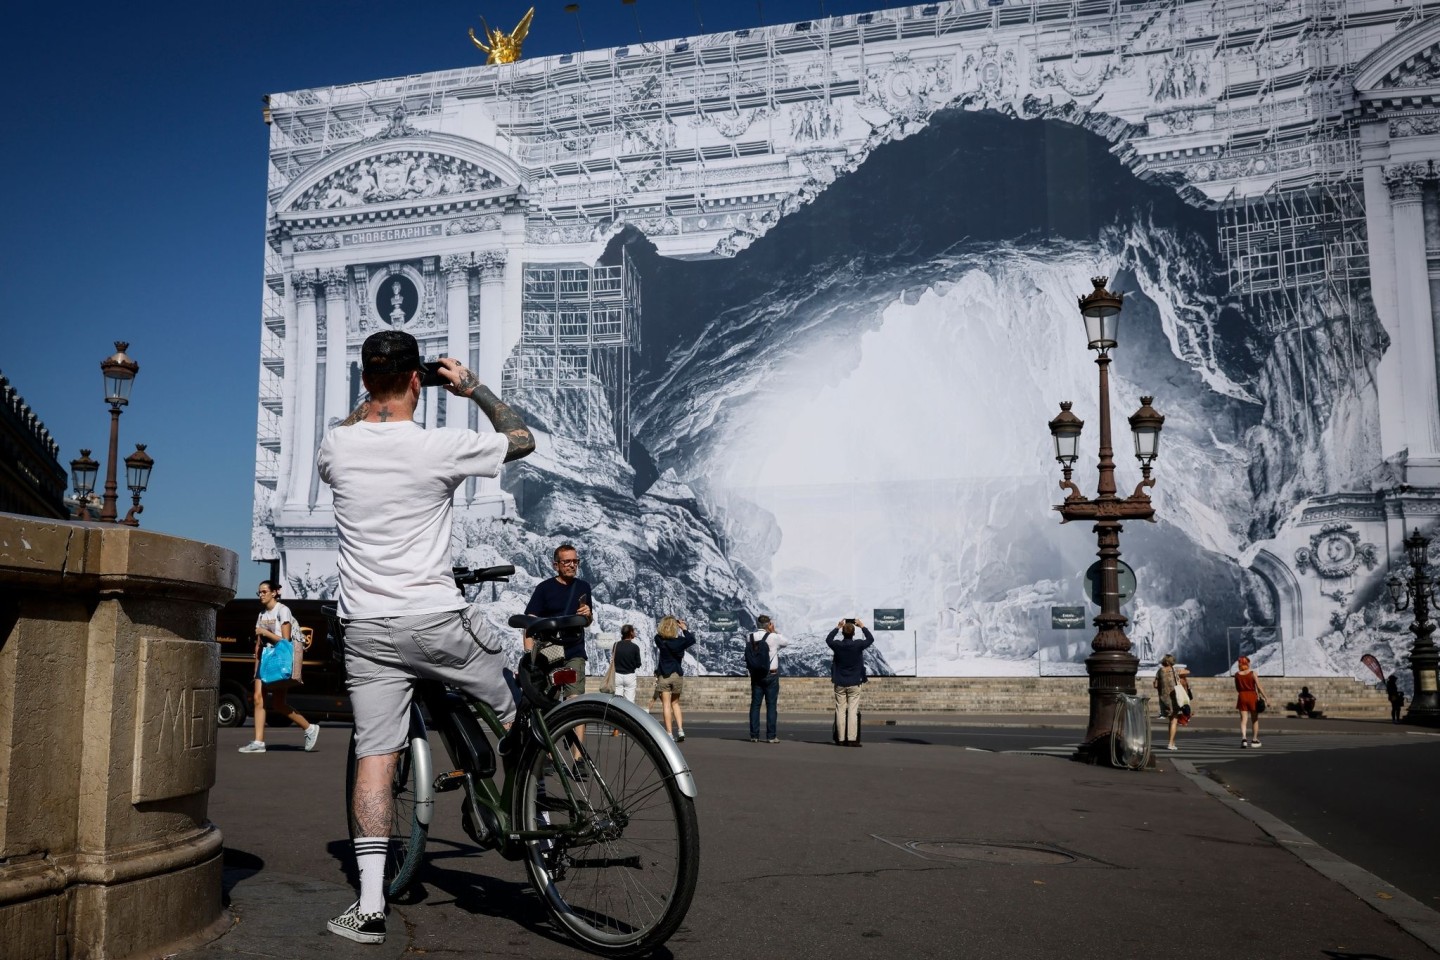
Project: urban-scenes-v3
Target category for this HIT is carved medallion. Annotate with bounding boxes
[1294,522,1378,579]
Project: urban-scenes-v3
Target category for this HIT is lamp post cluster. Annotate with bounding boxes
[1387,528,1440,724]
[1047,277,1166,765]
[69,342,155,526]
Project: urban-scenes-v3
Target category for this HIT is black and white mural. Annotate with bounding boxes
[256,2,1440,683]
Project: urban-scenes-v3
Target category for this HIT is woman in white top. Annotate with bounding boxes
[239,580,320,754]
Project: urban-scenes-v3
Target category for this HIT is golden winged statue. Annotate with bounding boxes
[469,7,535,64]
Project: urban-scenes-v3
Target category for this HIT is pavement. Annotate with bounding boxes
[173,712,1440,960]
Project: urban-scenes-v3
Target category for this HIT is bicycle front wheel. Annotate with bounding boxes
[345,704,431,898]
[512,701,699,956]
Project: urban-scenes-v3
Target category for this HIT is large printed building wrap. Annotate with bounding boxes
[256,1,1440,681]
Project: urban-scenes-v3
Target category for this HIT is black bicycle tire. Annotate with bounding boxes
[511,700,699,957]
[344,704,429,897]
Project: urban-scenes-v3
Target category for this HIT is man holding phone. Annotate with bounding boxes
[825,617,875,747]
[319,329,534,943]
[523,542,593,697]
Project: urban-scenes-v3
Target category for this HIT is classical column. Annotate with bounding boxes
[321,269,350,431]
[442,254,473,436]
[476,252,508,396]
[275,274,300,512]
[286,272,320,512]
[475,251,509,509]
[1387,163,1440,476]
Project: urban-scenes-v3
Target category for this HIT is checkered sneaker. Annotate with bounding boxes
[328,901,386,944]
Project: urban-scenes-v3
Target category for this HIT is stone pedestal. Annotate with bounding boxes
[0,514,237,960]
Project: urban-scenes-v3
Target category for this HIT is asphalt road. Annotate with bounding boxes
[201,720,1440,960]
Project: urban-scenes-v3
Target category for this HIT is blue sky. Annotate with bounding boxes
[3,0,910,588]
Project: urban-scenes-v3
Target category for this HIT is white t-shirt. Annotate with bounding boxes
[317,421,508,619]
[255,601,299,642]
[749,629,789,672]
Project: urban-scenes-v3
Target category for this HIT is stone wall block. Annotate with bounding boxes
[0,514,237,960]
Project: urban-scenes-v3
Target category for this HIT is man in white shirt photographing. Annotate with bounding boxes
[317,329,535,943]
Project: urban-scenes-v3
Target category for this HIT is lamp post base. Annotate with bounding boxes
[1071,649,1140,767]
[1404,642,1440,725]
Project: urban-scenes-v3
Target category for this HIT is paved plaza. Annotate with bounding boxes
[179,713,1440,960]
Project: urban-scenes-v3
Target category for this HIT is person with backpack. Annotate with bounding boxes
[745,615,788,743]
[825,617,874,747]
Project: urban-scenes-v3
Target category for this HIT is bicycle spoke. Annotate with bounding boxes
[514,706,697,954]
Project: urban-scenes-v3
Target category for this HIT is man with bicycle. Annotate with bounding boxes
[318,330,534,944]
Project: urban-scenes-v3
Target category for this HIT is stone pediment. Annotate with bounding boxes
[274,132,527,219]
[1355,18,1440,95]
[295,150,503,211]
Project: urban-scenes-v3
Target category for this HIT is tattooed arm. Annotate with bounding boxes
[337,400,370,426]
[443,360,535,462]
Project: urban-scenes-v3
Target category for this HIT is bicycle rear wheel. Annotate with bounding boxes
[512,702,699,957]
[345,703,431,898]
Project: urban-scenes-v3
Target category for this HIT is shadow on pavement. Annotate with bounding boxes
[221,847,264,900]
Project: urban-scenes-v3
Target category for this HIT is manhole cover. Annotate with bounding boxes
[906,841,1076,865]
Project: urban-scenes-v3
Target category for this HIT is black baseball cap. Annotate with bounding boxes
[361,330,421,375]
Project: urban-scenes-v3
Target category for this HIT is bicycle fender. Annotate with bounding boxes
[410,732,435,827]
[553,694,697,799]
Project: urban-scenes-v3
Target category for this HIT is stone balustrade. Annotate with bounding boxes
[0,514,236,960]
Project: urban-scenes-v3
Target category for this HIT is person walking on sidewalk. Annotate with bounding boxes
[317,331,534,944]
[1153,653,1184,751]
[1235,655,1270,747]
[746,615,788,743]
[825,617,873,747]
[654,616,696,742]
[239,580,319,755]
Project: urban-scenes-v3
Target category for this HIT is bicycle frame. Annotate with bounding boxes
[416,679,695,862]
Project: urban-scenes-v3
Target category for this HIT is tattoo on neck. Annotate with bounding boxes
[377,406,393,422]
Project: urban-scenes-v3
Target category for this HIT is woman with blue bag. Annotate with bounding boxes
[238,581,320,754]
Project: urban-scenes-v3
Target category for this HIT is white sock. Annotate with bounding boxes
[354,837,388,915]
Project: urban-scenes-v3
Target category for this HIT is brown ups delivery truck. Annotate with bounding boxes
[214,599,351,727]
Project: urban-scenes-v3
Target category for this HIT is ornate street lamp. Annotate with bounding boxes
[122,444,154,527]
[1386,528,1440,724]
[69,449,99,519]
[98,342,139,523]
[1048,277,1166,765]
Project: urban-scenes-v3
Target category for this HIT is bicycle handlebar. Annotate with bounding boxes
[453,564,516,586]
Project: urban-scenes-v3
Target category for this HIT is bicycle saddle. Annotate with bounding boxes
[508,614,589,632]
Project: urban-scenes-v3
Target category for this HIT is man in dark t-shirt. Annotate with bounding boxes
[524,542,593,697]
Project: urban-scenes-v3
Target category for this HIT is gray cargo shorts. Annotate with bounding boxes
[342,602,517,759]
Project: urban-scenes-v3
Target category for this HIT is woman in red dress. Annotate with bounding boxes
[1234,655,1269,748]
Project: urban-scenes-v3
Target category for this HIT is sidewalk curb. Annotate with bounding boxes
[1173,759,1440,955]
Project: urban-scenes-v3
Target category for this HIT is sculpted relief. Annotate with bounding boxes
[298,152,503,211]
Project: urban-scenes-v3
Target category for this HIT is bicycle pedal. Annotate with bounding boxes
[433,770,467,793]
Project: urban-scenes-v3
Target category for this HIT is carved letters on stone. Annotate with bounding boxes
[1294,522,1379,579]
[133,638,219,803]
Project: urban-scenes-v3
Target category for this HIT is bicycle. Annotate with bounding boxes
[325,565,700,956]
